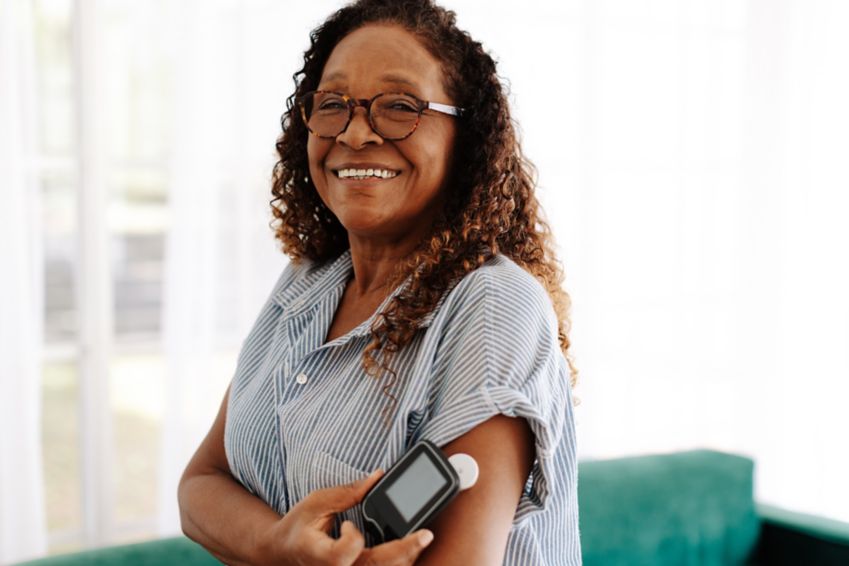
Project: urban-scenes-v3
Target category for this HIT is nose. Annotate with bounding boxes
[335,106,383,149]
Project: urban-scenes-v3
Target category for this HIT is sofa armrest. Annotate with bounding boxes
[752,504,849,566]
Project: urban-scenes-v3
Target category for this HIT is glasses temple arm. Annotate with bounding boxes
[426,101,464,117]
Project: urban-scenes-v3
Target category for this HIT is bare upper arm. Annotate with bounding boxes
[415,414,535,566]
[181,386,232,482]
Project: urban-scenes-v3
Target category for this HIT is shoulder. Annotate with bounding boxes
[422,255,562,381]
[440,255,558,332]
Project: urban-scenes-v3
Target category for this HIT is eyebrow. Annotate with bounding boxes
[320,71,422,92]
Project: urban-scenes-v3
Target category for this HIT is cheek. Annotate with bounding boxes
[306,139,331,201]
[433,124,457,170]
[306,139,317,170]
[419,137,456,185]
[307,137,328,174]
[406,125,456,175]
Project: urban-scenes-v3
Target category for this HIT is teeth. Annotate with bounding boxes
[336,168,399,179]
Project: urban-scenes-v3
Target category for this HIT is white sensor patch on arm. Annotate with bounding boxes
[448,453,479,491]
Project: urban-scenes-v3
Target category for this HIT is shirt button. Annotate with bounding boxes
[296,373,308,385]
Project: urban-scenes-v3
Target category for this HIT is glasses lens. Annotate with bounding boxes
[302,92,349,137]
[372,94,420,139]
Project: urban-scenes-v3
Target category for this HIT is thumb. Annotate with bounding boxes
[305,469,384,515]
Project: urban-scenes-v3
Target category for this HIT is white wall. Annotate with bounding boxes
[444,0,849,521]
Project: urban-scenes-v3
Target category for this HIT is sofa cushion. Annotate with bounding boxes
[14,536,218,566]
[578,449,760,566]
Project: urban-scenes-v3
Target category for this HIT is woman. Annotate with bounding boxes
[178,1,581,564]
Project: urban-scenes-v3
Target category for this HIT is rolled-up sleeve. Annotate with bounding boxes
[416,264,575,524]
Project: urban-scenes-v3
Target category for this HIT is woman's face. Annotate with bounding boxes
[307,24,458,248]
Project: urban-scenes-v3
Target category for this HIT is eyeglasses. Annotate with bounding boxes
[296,90,464,141]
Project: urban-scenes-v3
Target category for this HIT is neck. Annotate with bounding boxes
[346,236,420,297]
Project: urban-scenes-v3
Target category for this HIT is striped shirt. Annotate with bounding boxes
[224,250,582,565]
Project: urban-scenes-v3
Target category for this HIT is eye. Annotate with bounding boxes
[379,95,419,114]
[389,100,418,113]
[317,98,346,111]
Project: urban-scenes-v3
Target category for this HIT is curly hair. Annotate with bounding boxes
[270,0,578,394]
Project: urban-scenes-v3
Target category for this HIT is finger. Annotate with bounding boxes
[325,520,366,565]
[304,469,384,516]
[355,529,434,566]
[300,520,364,564]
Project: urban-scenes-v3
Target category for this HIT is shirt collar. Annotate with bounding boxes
[271,249,353,316]
[342,268,446,339]
[272,249,445,341]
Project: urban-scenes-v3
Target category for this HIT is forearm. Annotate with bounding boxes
[178,468,283,566]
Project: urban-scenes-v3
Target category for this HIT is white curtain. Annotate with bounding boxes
[156,0,299,535]
[453,0,849,522]
[0,0,48,562]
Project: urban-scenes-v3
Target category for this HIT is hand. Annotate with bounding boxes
[253,469,434,566]
[352,528,435,566]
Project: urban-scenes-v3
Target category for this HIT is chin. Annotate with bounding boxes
[337,213,387,235]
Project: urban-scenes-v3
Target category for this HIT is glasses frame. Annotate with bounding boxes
[296,90,465,141]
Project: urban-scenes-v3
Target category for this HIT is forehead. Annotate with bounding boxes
[319,24,448,99]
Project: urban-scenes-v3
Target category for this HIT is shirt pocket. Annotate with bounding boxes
[310,450,370,489]
[309,451,376,542]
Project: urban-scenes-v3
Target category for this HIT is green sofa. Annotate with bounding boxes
[578,450,849,565]
[15,450,849,565]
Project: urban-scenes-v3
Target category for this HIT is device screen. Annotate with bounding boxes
[383,453,449,521]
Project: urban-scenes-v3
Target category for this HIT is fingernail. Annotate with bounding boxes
[418,529,434,546]
[356,469,382,487]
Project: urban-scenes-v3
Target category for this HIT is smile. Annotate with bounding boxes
[334,167,400,180]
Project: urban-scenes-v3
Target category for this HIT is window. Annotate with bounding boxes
[36,0,171,550]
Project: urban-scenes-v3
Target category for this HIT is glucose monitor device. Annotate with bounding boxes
[361,440,479,541]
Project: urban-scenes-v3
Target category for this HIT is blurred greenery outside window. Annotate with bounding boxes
[36,0,172,553]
